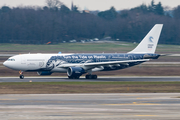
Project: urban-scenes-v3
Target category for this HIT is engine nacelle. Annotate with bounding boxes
[37,71,52,76]
[67,67,86,77]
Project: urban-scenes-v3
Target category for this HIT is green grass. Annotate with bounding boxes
[1,81,180,85]
[0,43,133,53]
[0,81,180,93]
[1,42,180,53]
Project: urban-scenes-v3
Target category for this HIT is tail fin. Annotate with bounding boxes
[129,24,163,54]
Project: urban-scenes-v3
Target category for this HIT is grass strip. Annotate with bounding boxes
[0,81,180,94]
[1,81,180,85]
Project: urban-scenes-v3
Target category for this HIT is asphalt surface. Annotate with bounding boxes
[0,76,180,82]
[0,93,180,120]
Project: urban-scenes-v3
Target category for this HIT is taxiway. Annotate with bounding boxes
[0,76,180,82]
[0,93,180,120]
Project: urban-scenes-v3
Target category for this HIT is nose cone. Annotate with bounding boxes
[3,61,13,69]
[3,61,8,67]
[3,61,17,70]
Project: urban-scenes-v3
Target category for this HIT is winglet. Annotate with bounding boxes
[129,24,163,54]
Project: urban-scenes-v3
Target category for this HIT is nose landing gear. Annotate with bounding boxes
[19,71,24,79]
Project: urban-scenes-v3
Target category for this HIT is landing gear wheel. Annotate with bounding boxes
[20,75,24,79]
[74,76,80,79]
[68,76,73,79]
[92,75,97,79]
[68,76,80,79]
[19,71,24,79]
[86,75,97,79]
[85,75,91,79]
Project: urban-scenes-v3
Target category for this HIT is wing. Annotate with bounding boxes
[161,54,180,57]
[83,59,149,66]
[57,59,149,70]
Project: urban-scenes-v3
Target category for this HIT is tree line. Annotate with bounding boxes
[0,0,180,44]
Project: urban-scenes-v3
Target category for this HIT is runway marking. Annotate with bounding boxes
[136,97,151,99]
[103,102,160,106]
[0,99,16,100]
[135,115,158,117]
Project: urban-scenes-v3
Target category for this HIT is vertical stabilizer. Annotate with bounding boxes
[129,24,163,54]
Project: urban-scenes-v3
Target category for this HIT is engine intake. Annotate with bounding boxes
[37,71,52,76]
[67,67,86,77]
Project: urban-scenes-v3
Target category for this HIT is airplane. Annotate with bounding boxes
[3,24,163,79]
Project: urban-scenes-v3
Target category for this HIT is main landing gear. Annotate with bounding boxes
[68,76,80,79]
[85,74,97,79]
[68,75,98,79]
[19,71,24,79]
[85,70,97,79]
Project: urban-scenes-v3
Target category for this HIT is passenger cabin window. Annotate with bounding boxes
[7,59,15,61]
[27,59,45,61]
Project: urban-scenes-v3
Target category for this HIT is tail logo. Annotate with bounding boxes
[149,36,154,43]
[148,36,154,51]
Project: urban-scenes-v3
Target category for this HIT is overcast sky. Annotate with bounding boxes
[0,0,180,11]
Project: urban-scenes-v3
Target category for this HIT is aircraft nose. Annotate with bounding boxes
[3,61,13,69]
[3,61,8,67]
[3,60,20,70]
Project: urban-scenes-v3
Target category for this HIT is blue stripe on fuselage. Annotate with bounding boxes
[47,53,158,64]
[31,53,159,72]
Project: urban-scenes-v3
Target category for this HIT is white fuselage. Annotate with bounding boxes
[3,54,71,72]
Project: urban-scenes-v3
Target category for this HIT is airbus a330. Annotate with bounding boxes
[3,24,163,79]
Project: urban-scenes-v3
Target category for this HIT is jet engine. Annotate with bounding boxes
[67,67,86,77]
[37,71,52,76]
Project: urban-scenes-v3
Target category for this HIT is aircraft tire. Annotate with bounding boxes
[68,76,80,79]
[68,76,73,79]
[85,75,91,79]
[92,75,97,79]
[20,75,24,79]
[74,76,80,79]
[86,75,97,79]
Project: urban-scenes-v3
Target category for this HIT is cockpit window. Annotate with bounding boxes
[7,59,15,61]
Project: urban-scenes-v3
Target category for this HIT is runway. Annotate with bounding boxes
[0,93,180,120]
[0,76,180,82]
